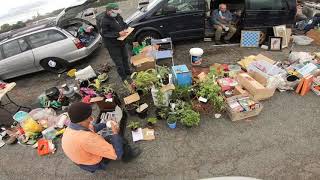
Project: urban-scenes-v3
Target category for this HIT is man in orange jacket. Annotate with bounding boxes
[62,102,140,172]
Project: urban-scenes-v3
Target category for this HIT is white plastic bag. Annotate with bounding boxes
[289,52,314,64]
[75,65,97,80]
[292,35,313,46]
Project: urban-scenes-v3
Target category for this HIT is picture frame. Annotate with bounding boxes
[268,37,282,51]
[273,25,288,48]
[240,31,261,48]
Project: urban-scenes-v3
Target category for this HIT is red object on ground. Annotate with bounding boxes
[82,96,91,104]
[37,139,50,156]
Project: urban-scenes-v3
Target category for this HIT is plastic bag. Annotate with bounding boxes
[21,118,43,133]
[75,65,97,81]
[29,108,56,121]
[292,36,314,46]
[289,52,314,64]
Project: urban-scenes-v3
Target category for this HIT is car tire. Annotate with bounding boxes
[40,58,70,74]
[136,31,161,44]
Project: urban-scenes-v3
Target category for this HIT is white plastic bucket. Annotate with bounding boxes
[190,48,204,66]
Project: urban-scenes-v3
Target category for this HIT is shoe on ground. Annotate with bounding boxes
[224,39,231,44]
[122,147,142,163]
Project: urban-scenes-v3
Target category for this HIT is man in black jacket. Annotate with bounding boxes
[100,3,131,81]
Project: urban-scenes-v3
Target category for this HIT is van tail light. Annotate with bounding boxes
[73,38,85,49]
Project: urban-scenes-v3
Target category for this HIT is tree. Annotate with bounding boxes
[1,24,11,33]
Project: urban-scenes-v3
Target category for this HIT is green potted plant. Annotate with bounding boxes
[127,121,140,132]
[167,113,178,129]
[155,107,170,120]
[147,117,158,128]
[131,69,158,95]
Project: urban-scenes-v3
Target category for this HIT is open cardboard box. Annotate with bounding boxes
[226,95,263,121]
[131,54,155,72]
[236,72,275,101]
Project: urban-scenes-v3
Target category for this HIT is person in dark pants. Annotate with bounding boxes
[100,3,132,81]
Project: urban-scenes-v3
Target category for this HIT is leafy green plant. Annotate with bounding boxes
[171,86,192,101]
[131,69,158,92]
[147,117,158,125]
[127,121,140,130]
[155,89,166,106]
[156,65,170,80]
[196,67,225,112]
[157,107,170,120]
[180,108,200,127]
[167,113,178,124]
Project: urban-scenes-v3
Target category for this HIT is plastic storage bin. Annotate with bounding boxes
[172,65,192,87]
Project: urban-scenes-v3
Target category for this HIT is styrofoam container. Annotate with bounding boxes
[292,35,314,45]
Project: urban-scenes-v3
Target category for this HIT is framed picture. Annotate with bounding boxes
[240,31,261,48]
[268,37,282,51]
[273,25,288,48]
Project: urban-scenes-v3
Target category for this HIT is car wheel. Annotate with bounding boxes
[40,58,70,74]
[136,31,161,44]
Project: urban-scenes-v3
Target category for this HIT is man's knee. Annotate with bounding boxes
[215,26,223,32]
[229,27,237,33]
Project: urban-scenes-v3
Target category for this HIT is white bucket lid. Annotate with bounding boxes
[189,48,204,56]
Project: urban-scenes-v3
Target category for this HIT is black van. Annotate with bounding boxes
[126,0,297,43]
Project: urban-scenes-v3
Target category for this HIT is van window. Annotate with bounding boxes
[2,40,22,58]
[247,0,287,10]
[28,30,67,49]
[0,47,3,60]
[157,0,201,15]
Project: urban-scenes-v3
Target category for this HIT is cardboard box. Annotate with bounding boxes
[237,72,275,101]
[131,54,155,72]
[124,93,140,105]
[226,95,263,121]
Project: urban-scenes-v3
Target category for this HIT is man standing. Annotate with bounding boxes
[211,4,237,45]
[100,3,131,81]
[62,102,140,173]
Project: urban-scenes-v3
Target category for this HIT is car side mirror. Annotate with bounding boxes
[163,6,176,15]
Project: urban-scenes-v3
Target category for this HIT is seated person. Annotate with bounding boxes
[296,0,314,22]
[211,3,237,44]
[62,102,141,173]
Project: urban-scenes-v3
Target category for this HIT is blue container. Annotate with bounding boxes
[13,111,29,123]
[172,65,192,87]
[167,121,177,129]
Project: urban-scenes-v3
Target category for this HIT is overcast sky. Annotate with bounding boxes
[0,0,85,25]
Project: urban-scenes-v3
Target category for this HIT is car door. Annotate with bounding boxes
[147,0,205,40]
[243,0,292,29]
[0,38,35,79]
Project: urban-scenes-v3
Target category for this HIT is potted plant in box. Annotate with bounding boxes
[147,117,158,129]
[127,121,140,132]
[179,108,200,128]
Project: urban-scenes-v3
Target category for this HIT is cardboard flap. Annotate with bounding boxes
[124,93,140,105]
[160,84,175,92]
[90,97,104,103]
[197,72,208,82]
[131,54,154,66]
[248,71,268,87]
[255,54,276,64]
[142,128,155,141]
[117,27,134,41]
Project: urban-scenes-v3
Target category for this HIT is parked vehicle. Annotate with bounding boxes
[126,0,297,43]
[0,0,101,80]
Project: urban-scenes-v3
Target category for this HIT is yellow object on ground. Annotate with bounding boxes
[21,118,43,133]
[67,69,77,77]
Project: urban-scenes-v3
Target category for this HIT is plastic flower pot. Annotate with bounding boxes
[167,121,177,129]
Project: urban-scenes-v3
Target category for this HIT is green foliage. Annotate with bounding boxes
[155,89,166,106]
[180,108,200,127]
[167,113,178,124]
[171,86,192,101]
[156,65,170,80]
[131,69,158,92]
[158,107,170,120]
[127,121,140,130]
[196,67,225,112]
[147,117,158,125]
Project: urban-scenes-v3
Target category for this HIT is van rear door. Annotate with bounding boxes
[243,0,295,28]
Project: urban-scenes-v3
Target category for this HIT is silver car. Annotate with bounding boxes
[0,0,101,80]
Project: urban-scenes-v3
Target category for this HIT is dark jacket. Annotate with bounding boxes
[100,13,128,47]
[211,9,233,25]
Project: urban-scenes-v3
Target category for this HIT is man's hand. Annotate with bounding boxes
[220,16,226,20]
[119,31,128,37]
[111,121,120,134]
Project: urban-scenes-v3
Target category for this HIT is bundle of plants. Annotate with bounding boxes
[174,100,201,128]
[156,65,170,85]
[131,69,158,95]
